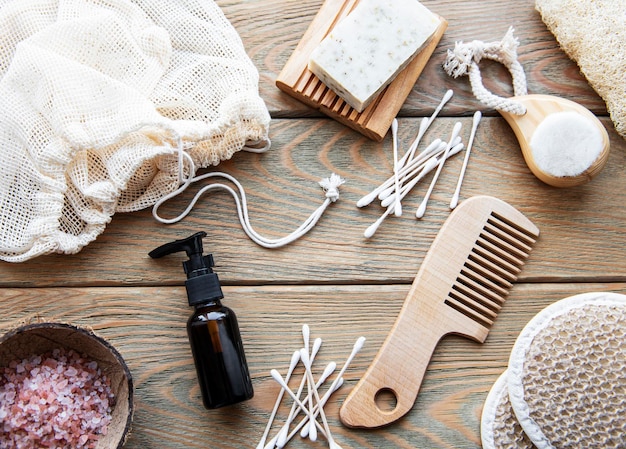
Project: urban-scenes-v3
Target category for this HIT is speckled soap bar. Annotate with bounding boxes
[308,0,440,112]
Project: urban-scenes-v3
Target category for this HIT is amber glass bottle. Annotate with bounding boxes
[188,299,253,408]
[150,232,254,409]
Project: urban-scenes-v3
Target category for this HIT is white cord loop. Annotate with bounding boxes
[152,145,344,249]
[443,27,528,115]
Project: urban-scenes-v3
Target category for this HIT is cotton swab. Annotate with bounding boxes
[300,349,342,449]
[401,89,454,166]
[363,157,439,239]
[272,366,333,449]
[281,378,344,447]
[399,117,428,169]
[270,369,328,441]
[357,89,455,220]
[272,334,322,449]
[276,362,337,448]
[450,111,482,209]
[357,138,442,208]
[364,143,465,239]
[380,143,464,208]
[380,157,440,208]
[257,350,301,449]
[302,324,310,354]
[378,137,462,202]
[416,122,463,219]
[263,330,364,449]
[377,138,445,201]
[298,325,318,441]
[296,337,365,440]
[328,336,365,394]
[391,119,402,217]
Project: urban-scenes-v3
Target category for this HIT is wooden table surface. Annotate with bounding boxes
[2,1,625,448]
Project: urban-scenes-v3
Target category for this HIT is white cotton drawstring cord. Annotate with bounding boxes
[152,150,344,249]
[443,27,528,115]
[243,138,272,153]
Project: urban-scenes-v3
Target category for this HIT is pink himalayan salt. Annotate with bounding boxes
[0,348,116,449]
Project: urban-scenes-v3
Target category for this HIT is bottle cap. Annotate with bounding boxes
[149,232,224,306]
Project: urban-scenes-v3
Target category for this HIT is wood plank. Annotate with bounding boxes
[217,0,608,117]
[0,1,623,448]
[0,116,625,287]
[1,283,623,448]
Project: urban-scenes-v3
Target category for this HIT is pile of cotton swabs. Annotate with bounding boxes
[357,90,482,238]
[257,325,366,449]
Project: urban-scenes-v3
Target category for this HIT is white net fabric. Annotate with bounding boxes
[508,293,626,449]
[481,370,536,449]
[0,0,271,262]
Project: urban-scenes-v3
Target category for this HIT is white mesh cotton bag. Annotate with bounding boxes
[0,0,271,262]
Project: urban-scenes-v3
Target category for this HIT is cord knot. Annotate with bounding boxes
[443,40,485,78]
[497,27,521,62]
[442,27,527,115]
[319,173,345,202]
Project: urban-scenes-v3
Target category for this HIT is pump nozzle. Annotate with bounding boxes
[149,231,217,279]
[149,231,207,259]
[149,232,223,305]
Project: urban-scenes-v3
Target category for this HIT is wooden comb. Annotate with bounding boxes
[339,195,539,428]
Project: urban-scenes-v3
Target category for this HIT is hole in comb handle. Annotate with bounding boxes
[374,388,398,414]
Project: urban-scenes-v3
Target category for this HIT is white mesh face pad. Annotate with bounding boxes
[481,370,536,449]
[0,0,270,262]
[507,292,626,449]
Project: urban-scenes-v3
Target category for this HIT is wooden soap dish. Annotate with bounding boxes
[276,0,447,141]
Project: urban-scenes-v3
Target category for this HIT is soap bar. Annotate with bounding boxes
[308,0,440,112]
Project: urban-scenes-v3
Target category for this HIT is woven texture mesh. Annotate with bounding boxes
[517,302,626,448]
[490,380,536,449]
[535,0,626,140]
[0,0,270,262]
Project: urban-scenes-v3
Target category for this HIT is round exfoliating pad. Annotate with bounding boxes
[507,292,626,449]
[481,369,536,449]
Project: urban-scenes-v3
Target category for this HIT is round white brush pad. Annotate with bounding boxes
[507,292,626,449]
[530,111,604,178]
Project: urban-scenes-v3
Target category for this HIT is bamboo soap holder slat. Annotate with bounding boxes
[276,0,447,141]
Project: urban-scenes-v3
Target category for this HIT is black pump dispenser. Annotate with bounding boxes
[149,232,254,409]
[149,232,223,307]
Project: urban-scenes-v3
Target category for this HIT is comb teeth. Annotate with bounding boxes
[445,211,538,329]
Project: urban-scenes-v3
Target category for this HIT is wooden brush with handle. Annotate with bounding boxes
[339,195,539,428]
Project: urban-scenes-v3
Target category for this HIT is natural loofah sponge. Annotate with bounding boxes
[507,292,626,449]
[535,0,626,140]
[481,370,536,449]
